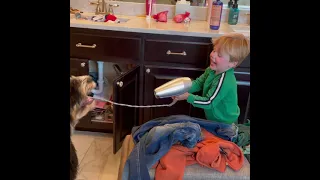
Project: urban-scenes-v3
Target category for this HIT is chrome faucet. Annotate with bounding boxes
[108,4,119,15]
[90,0,107,15]
[90,0,119,15]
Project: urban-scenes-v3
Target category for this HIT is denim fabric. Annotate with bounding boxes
[123,122,202,180]
[132,115,237,144]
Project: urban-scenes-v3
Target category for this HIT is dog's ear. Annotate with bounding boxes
[70,78,82,106]
[70,78,79,93]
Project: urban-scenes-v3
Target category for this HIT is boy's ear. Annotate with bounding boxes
[229,61,238,68]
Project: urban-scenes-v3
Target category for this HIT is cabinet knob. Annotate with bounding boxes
[117,81,123,87]
[81,62,86,67]
[146,68,150,73]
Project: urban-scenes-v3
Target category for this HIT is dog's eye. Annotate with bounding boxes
[86,76,93,83]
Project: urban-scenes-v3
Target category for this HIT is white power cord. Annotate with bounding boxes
[91,96,178,108]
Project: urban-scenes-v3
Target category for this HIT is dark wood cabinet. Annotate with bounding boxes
[70,29,141,63]
[245,94,250,122]
[70,27,250,153]
[70,58,113,133]
[144,39,211,69]
[234,71,250,124]
[70,58,89,76]
[113,66,140,153]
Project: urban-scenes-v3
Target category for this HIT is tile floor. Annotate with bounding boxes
[71,131,122,180]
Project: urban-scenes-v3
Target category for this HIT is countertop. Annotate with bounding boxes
[70,13,250,38]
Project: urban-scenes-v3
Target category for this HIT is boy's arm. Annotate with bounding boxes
[188,68,210,93]
[187,72,228,110]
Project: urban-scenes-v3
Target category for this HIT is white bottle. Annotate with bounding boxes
[175,0,191,15]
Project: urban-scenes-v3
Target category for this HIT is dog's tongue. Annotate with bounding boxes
[82,97,94,106]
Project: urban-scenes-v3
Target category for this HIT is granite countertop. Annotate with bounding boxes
[70,13,250,38]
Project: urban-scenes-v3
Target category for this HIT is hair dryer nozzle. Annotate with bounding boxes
[154,77,192,99]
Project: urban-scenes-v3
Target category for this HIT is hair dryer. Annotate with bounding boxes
[154,77,192,99]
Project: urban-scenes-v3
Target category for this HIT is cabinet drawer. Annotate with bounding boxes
[239,54,250,68]
[144,39,211,68]
[234,71,250,82]
[70,58,89,76]
[234,71,250,124]
[70,33,141,62]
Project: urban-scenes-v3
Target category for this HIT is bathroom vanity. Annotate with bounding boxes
[70,23,250,153]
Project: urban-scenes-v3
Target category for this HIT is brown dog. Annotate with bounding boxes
[70,75,96,180]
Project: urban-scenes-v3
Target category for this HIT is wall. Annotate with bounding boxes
[84,0,250,6]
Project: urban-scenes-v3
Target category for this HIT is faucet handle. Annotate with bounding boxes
[108,4,119,14]
[89,1,99,5]
[109,4,119,7]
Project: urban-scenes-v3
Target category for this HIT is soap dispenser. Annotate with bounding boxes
[227,0,233,8]
[228,0,239,25]
[175,0,191,15]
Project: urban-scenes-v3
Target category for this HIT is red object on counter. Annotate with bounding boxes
[152,10,168,22]
[104,14,117,22]
[146,0,156,16]
[173,11,191,23]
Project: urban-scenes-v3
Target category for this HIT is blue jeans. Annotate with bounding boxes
[123,122,202,180]
[133,115,237,143]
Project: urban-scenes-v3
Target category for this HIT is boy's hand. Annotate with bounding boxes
[171,92,189,101]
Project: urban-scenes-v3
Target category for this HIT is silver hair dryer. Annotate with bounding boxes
[154,77,192,99]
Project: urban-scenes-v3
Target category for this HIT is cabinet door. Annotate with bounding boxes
[70,58,89,76]
[235,71,250,124]
[143,66,205,123]
[113,66,140,154]
[244,94,250,122]
[238,54,250,69]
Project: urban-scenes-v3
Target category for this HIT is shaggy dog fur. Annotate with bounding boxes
[70,75,96,180]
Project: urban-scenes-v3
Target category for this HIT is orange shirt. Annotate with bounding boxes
[153,128,244,180]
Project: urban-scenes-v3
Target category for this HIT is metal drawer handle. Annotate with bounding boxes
[166,50,187,56]
[237,81,250,86]
[76,43,97,49]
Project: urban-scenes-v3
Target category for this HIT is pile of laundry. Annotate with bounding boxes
[233,120,250,162]
[122,115,250,180]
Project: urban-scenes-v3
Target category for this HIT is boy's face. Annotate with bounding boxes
[209,46,237,73]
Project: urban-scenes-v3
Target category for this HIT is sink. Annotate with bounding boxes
[229,25,250,33]
[70,13,130,24]
[117,18,130,23]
